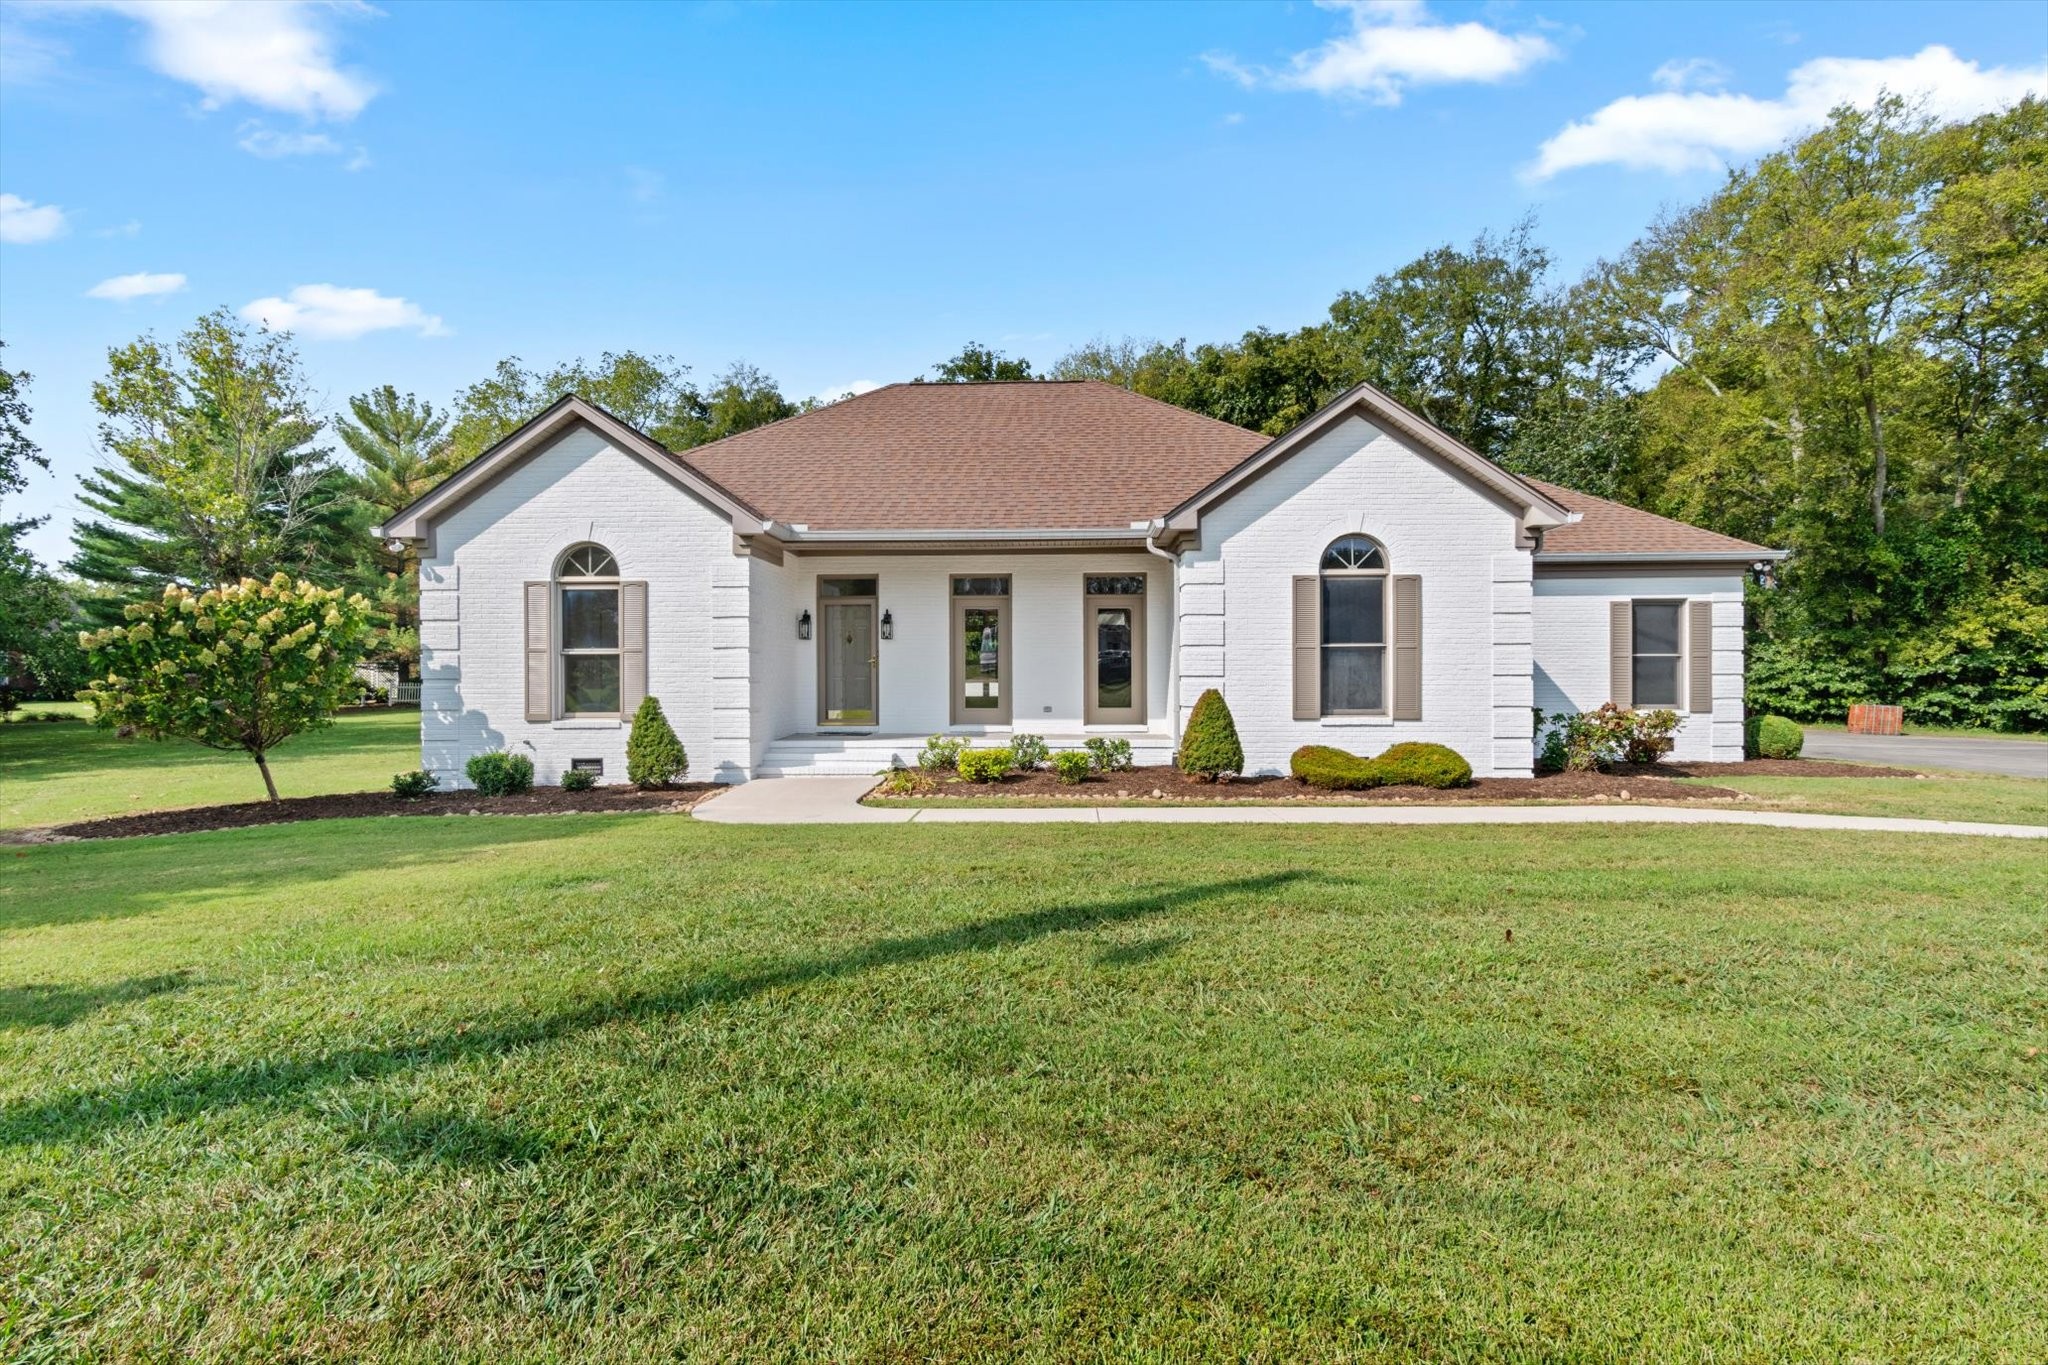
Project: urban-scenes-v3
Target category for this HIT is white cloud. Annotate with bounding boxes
[95,219,143,239]
[86,271,188,300]
[89,0,379,120]
[1531,45,2046,179]
[1204,0,1556,106]
[813,380,880,404]
[237,121,371,168]
[0,192,68,243]
[241,284,446,340]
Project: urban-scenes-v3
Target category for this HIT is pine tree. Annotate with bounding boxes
[1176,688,1244,780]
[626,695,688,788]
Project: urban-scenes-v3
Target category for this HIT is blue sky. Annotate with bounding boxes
[3,0,2043,565]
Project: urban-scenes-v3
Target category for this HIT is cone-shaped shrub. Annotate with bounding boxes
[1176,687,1244,780]
[626,695,688,788]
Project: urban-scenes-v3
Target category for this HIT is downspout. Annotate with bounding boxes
[1144,525,1183,750]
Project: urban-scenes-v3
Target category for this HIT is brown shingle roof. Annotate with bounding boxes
[679,381,1268,530]
[1524,477,1771,556]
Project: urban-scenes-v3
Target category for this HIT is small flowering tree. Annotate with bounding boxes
[79,575,370,802]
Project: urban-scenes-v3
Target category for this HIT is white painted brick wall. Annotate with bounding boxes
[1180,414,1528,776]
[417,425,749,786]
[1531,573,1748,763]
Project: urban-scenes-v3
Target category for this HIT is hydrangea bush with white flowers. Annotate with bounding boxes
[78,575,370,802]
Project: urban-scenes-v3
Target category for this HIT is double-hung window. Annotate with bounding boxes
[1320,535,1388,714]
[557,544,621,715]
[1630,601,1683,707]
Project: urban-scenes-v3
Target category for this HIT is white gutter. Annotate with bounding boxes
[1143,522,1184,751]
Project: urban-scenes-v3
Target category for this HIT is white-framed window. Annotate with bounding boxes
[1631,600,1683,707]
[557,543,621,715]
[1319,534,1388,715]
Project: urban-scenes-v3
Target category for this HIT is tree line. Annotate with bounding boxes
[3,96,2040,728]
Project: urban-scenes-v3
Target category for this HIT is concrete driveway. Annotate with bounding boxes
[1801,730,2047,778]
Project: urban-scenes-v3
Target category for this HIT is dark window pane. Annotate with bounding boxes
[1321,577,1384,645]
[1085,575,1146,596]
[820,578,877,598]
[1323,646,1384,713]
[564,655,620,713]
[561,588,619,649]
[961,606,1001,708]
[1320,536,1385,572]
[1633,601,1682,654]
[1096,608,1133,708]
[951,576,1009,597]
[1633,656,1680,707]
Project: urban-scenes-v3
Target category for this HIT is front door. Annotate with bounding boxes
[1084,575,1147,725]
[818,582,878,727]
[950,576,1011,726]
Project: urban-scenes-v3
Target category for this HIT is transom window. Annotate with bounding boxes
[1632,601,1683,707]
[951,576,1009,597]
[1320,535,1388,715]
[1084,574,1146,596]
[557,543,620,715]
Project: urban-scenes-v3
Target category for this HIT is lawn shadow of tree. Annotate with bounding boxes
[1094,934,1188,969]
[0,971,191,1030]
[347,1111,554,1168]
[1,870,1315,1153]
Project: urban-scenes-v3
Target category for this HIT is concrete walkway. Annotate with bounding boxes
[694,776,2048,839]
[1801,729,2047,778]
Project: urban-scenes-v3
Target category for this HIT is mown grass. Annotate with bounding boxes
[0,708,416,830]
[3,815,2044,1361]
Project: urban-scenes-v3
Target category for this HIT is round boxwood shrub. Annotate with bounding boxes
[1290,744,1378,790]
[560,767,597,792]
[1748,714,1804,759]
[390,769,438,799]
[956,747,1015,783]
[626,695,688,788]
[466,751,534,796]
[1369,741,1473,789]
[1051,750,1093,784]
[1176,687,1244,781]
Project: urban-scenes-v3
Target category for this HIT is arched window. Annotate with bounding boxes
[556,543,621,715]
[1319,534,1388,714]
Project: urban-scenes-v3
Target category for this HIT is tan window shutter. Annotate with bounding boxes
[1292,575,1320,720]
[1609,600,1632,708]
[524,581,552,722]
[1392,574,1421,721]
[620,580,648,715]
[1688,600,1713,714]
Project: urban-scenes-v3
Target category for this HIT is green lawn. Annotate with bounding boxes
[5,815,2044,1360]
[0,708,417,830]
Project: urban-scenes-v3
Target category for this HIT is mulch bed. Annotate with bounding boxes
[876,765,1741,804]
[873,755,1925,806]
[14,784,723,843]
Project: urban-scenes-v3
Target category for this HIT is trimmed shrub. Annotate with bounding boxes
[1290,744,1380,790]
[390,769,438,799]
[466,751,534,796]
[956,747,1014,783]
[1370,742,1473,789]
[626,696,688,788]
[1084,736,1134,772]
[1009,733,1050,770]
[918,733,967,773]
[1748,714,1804,759]
[1176,688,1244,780]
[560,767,597,792]
[1051,750,1093,784]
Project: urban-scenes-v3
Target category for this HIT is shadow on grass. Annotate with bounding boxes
[1,870,1311,1151]
[0,971,191,1029]
[0,816,639,933]
[348,1111,555,1167]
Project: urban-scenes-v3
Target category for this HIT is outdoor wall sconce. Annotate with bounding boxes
[880,609,894,640]
[796,609,812,640]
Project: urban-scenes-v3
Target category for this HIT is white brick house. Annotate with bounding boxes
[376,381,1782,785]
